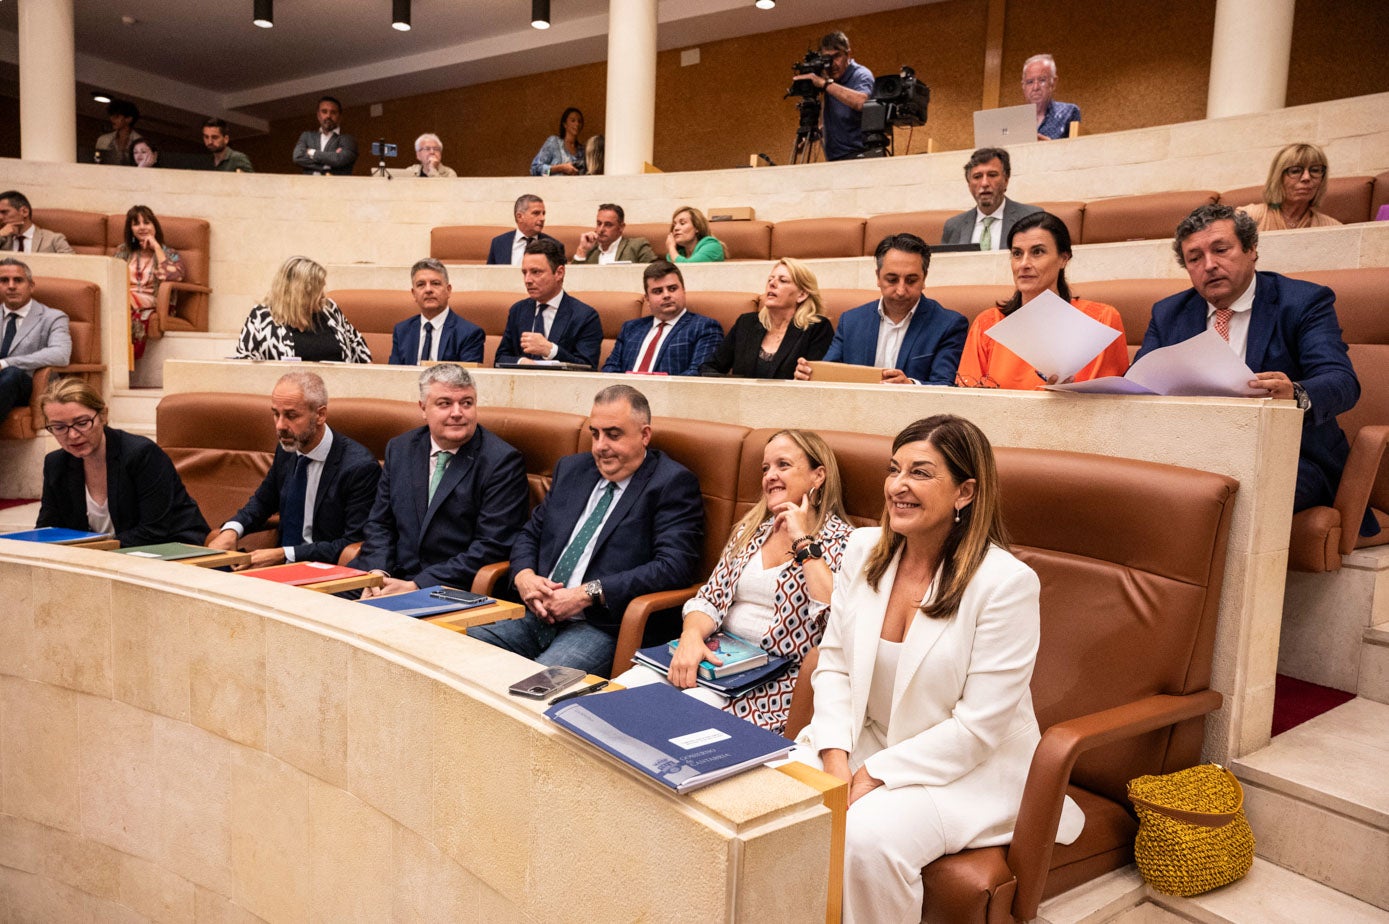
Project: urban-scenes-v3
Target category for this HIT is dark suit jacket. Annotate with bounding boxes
[291,130,358,176]
[573,236,658,264]
[349,424,529,588]
[824,297,968,385]
[511,449,704,634]
[486,230,564,265]
[388,311,486,365]
[1137,271,1359,508]
[940,198,1044,247]
[37,427,209,546]
[226,428,381,563]
[601,311,725,376]
[494,292,602,368]
[700,312,833,379]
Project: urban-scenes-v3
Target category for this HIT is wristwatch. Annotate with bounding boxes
[583,579,604,605]
[1292,382,1311,411]
[794,541,824,564]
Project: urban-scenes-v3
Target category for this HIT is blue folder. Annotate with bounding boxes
[357,584,493,619]
[0,527,110,544]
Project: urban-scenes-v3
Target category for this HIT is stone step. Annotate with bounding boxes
[0,501,41,532]
[108,386,164,433]
[1361,623,1389,705]
[1232,697,1389,910]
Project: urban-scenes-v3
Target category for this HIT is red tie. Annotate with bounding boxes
[1214,307,1233,342]
[636,321,667,373]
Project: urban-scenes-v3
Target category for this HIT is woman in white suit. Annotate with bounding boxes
[797,414,1083,923]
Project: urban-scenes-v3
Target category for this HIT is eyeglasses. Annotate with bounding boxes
[1283,164,1326,179]
[954,374,1000,389]
[45,415,98,437]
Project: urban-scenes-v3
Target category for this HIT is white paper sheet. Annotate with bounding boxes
[1048,329,1263,397]
[981,290,1123,381]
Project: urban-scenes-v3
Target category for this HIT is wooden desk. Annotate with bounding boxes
[239,564,382,594]
[424,599,525,633]
[178,549,252,569]
[71,538,121,551]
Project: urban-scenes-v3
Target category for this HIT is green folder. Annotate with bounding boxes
[115,542,221,561]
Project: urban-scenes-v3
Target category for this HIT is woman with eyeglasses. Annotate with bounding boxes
[1238,143,1341,232]
[36,377,209,546]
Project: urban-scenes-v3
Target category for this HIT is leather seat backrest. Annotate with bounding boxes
[771,218,866,260]
[32,277,101,365]
[156,392,278,529]
[862,210,958,253]
[1081,190,1220,244]
[478,406,586,508]
[430,226,510,263]
[682,291,756,333]
[452,291,520,339]
[709,220,773,261]
[924,284,1013,324]
[738,428,891,528]
[329,289,417,364]
[1032,201,1086,247]
[1077,278,1190,349]
[543,226,587,262]
[623,223,670,250]
[29,208,107,254]
[332,398,424,461]
[818,289,880,326]
[569,291,644,338]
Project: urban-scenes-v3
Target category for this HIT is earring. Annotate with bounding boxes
[953,507,961,524]
[808,485,821,507]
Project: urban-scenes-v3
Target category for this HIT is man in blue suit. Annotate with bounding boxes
[350,364,529,596]
[602,261,723,376]
[1138,204,1362,519]
[494,238,602,368]
[470,385,705,675]
[208,372,381,567]
[795,233,967,385]
[486,194,563,265]
[388,259,485,365]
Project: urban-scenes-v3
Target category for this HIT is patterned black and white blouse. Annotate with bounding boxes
[235,299,371,363]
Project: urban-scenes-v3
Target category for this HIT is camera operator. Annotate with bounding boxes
[792,31,874,161]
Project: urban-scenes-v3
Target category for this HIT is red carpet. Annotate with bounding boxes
[0,498,37,511]
[1271,673,1356,736]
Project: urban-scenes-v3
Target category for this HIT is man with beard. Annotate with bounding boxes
[939,148,1042,250]
[202,118,255,173]
[291,95,358,176]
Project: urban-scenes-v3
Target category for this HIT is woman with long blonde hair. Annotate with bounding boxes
[236,256,370,362]
[1238,142,1341,231]
[699,257,833,378]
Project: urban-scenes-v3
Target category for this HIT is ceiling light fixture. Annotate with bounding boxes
[253,0,273,28]
[392,0,411,31]
[755,0,776,8]
[92,91,112,104]
[531,0,550,30]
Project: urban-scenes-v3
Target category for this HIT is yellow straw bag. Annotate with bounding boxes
[1127,763,1254,896]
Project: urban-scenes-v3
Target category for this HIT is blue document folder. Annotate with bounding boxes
[0,527,109,544]
[357,584,493,619]
[632,642,791,697]
[545,683,791,793]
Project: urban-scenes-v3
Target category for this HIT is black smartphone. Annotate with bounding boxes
[508,666,586,699]
[430,588,489,607]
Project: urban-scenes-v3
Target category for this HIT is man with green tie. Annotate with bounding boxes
[939,148,1042,251]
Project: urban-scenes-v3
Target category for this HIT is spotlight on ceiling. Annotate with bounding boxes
[755,0,776,8]
[253,0,273,28]
[531,0,550,30]
[92,91,112,104]
[392,0,411,31]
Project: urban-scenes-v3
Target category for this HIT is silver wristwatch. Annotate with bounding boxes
[583,579,604,605]
[1292,382,1311,411]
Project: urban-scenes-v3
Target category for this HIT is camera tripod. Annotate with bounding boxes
[371,159,393,180]
[789,97,823,165]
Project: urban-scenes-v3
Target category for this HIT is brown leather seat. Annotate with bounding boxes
[156,392,278,537]
[329,289,417,363]
[817,289,880,326]
[107,214,212,337]
[0,277,105,440]
[772,218,866,260]
[1081,190,1220,244]
[570,290,644,369]
[1221,175,1376,226]
[29,208,108,255]
[623,223,671,253]
[543,225,587,261]
[430,226,510,264]
[1033,202,1086,247]
[683,291,756,333]
[862,210,959,252]
[709,220,773,261]
[925,284,1013,325]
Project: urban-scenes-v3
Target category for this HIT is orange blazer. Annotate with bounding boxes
[956,297,1129,390]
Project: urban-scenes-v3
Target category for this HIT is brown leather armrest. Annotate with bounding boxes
[1334,424,1389,555]
[1006,689,1224,921]
[25,367,53,430]
[153,281,213,338]
[612,584,700,676]
[472,561,511,596]
[337,542,363,567]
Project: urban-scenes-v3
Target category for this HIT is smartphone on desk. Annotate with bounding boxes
[430,587,491,609]
[508,666,586,699]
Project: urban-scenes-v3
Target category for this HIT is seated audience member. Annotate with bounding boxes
[666,206,726,263]
[796,414,1085,923]
[572,203,657,264]
[37,377,209,546]
[1138,203,1365,527]
[585,134,604,176]
[237,256,371,363]
[0,257,71,421]
[790,31,874,162]
[469,385,704,675]
[388,258,484,365]
[613,429,854,733]
[1022,53,1081,140]
[203,118,255,173]
[494,238,602,368]
[957,211,1127,389]
[530,107,587,176]
[0,191,76,254]
[1238,142,1342,231]
[940,148,1042,250]
[207,372,381,569]
[406,133,458,178]
[701,258,833,379]
[95,99,143,165]
[351,364,529,596]
[602,261,723,376]
[132,139,160,168]
[796,233,967,385]
[487,194,563,265]
[292,95,358,176]
[114,205,186,362]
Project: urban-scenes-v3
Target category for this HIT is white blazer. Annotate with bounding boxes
[800,529,1084,853]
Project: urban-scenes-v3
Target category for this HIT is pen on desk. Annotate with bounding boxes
[550,680,610,705]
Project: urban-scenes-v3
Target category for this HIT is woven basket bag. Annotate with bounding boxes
[1127,763,1255,896]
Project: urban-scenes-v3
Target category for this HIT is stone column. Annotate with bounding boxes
[19,0,78,163]
[1206,0,1295,119]
[604,0,657,176]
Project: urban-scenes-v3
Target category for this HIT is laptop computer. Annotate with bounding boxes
[973,104,1038,149]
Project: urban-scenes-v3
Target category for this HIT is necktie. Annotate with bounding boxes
[0,312,18,360]
[635,321,667,373]
[428,450,452,503]
[279,455,308,546]
[979,216,996,250]
[15,235,24,252]
[531,303,547,334]
[1214,307,1233,342]
[420,319,434,363]
[550,481,617,586]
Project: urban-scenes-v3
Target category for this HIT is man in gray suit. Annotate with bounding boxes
[0,191,76,254]
[572,203,658,264]
[291,96,358,176]
[939,148,1042,251]
[0,258,72,420]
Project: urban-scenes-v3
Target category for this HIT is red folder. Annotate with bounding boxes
[242,562,367,586]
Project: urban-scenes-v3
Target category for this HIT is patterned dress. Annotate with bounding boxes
[235,299,372,363]
[115,244,184,361]
[685,514,854,733]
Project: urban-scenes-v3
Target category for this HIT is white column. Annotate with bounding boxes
[1206,0,1295,119]
[604,0,657,176]
[19,0,78,163]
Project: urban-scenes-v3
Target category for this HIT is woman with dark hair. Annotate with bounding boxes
[1239,142,1341,231]
[530,107,587,176]
[796,415,1083,923]
[114,205,186,361]
[955,211,1127,389]
[132,139,160,168]
[95,100,143,166]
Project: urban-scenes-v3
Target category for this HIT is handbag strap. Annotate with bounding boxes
[1128,767,1245,828]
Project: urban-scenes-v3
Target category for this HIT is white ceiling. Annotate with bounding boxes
[0,0,927,135]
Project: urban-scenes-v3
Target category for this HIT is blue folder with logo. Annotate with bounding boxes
[357,584,493,619]
[0,527,110,544]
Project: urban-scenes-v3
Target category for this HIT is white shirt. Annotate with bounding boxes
[630,311,683,371]
[1205,275,1258,360]
[553,467,637,590]
[85,487,113,536]
[10,226,34,252]
[510,230,536,265]
[596,238,622,265]
[721,554,787,644]
[873,300,916,370]
[0,301,33,369]
[531,291,564,360]
[865,638,902,733]
[221,427,334,562]
[417,313,443,363]
[318,130,338,152]
[970,201,1008,250]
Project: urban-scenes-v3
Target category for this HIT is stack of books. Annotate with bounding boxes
[632,631,790,697]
